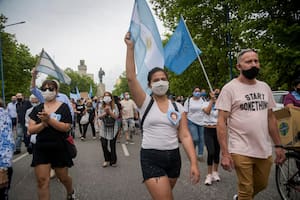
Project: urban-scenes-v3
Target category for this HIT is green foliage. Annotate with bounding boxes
[112,71,129,97]
[150,0,300,94]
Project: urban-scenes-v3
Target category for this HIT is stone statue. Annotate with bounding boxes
[98,67,105,83]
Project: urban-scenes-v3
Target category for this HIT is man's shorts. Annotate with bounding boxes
[122,118,135,132]
[140,148,181,181]
[11,118,17,127]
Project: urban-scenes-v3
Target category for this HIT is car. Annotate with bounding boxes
[272,90,289,111]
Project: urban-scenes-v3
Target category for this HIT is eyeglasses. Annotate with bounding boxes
[41,87,55,92]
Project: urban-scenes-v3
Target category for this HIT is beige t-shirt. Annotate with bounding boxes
[120,99,137,119]
[215,78,276,158]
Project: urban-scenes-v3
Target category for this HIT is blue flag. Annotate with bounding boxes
[164,17,201,75]
[88,84,93,98]
[129,0,164,93]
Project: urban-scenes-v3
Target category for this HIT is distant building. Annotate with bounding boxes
[77,60,94,80]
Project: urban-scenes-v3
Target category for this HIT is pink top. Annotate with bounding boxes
[216,79,276,158]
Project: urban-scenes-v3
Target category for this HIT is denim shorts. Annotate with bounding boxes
[140,148,181,181]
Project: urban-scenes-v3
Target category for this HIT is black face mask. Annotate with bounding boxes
[242,66,259,80]
[214,93,219,99]
[296,88,300,94]
[17,98,22,102]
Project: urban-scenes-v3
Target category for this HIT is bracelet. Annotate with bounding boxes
[274,144,284,148]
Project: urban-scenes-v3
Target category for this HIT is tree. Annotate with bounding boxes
[150,0,300,93]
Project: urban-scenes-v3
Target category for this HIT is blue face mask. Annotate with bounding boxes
[200,92,207,97]
[193,92,201,98]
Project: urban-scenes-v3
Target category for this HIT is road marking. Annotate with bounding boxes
[13,152,29,163]
[121,144,130,156]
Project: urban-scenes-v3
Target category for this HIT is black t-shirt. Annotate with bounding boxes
[29,103,72,150]
[76,103,85,116]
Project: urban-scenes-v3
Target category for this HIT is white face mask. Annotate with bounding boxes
[125,94,130,100]
[103,96,112,103]
[151,80,169,96]
[41,90,56,101]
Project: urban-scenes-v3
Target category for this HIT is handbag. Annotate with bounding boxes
[65,135,77,159]
[80,112,89,125]
[102,115,115,127]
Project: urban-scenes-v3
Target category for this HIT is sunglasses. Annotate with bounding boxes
[41,87,55,92]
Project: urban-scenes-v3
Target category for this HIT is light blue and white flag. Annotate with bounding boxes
[129,0,164,93]
[70,86,81,100]
[164,16,202,75]
[36,49,71,84]
[88,84,93,98]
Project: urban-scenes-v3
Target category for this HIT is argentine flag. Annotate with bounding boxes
[129,0,164,93]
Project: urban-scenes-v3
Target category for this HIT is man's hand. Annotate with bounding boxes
[221,154,235,172]
[274,147,286,165]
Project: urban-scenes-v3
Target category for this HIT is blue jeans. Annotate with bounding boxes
[16,123,29,151]
[188,120,204,156]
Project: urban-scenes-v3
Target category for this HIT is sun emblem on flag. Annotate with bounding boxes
[146,37,152,50]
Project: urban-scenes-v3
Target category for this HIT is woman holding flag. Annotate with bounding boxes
[125,32,200,200]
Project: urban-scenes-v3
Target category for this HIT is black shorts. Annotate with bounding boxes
[31,145,73,168]
[140,148,181,181]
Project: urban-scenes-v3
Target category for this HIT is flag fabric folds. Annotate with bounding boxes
[88,84,93,98]
[36,49,71,84]
[129,0,164,93]
[164,16,202,75]
[69,86,80,100]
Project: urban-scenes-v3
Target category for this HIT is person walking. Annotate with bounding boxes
[125,32,200,200]
[0,98,15,200]
[75,99,85,138]
[15,93,32,154]
[7,96,17,133]
[201,89,221,185]
[216,49,286,200]
[98,91,119,167]
[284,77,300,110]
[183,86,207,161]
[28,80,75,200]
[120,92,138,144]
[81,100,96,140]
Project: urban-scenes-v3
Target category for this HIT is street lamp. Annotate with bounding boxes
[0,21,25,105]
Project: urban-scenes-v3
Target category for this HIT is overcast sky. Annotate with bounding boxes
[0,0,165,92]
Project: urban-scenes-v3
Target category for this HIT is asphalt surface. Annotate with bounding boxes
[9,127,282,200]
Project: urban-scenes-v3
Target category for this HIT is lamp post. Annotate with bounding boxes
[0,21,25,105]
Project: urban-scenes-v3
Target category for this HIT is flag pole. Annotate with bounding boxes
[180,15,213,92]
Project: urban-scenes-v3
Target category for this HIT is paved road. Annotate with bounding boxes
[9,129,281,200]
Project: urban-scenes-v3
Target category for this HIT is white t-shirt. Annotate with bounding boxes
[215,78,276,158]
[183,97,206,126]
[138,95,184,150]
[201,102,218,126]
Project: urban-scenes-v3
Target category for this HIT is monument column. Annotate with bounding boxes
[96,67,105,97]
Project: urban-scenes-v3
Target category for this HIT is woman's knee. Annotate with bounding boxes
[37,176,50,189]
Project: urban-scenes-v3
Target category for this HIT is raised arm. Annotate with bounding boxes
[124,32,146,108]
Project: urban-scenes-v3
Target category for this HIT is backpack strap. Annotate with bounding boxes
[172,101,179,112]
[140,97,154,133]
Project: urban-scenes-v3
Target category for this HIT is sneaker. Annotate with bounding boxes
[92,136,96,140]
[102,162,109,168]
[110,163,118,167]
[212,171,220,182]
[204,174,212,185]
[127,139,135,144]
[197,155,204,162]
[80,137,85,141]
[50,169,56,179]
[233,194,238,200]
[67,189,76,200]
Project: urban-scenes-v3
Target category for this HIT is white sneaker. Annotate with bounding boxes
[204,174,212,185]
[233,194,238,200]
[212,171,220,182]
